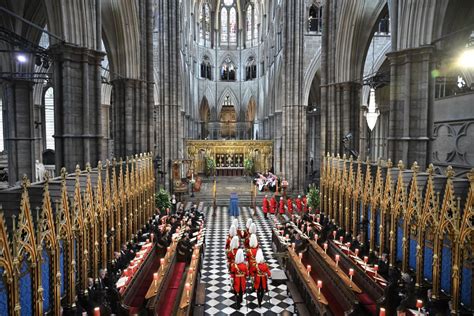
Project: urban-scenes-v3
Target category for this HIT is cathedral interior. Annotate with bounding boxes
[0,0,473,315]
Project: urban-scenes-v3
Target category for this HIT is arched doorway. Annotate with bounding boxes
[199,97,210,139]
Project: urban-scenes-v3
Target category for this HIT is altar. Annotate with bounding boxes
[186,140,273,176]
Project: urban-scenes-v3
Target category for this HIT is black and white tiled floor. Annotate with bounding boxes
[201,206,294,315]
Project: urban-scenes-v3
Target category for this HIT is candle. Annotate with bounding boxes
[333,230,337,239]
[185,282,191,298]
[160,258,165,271]
[153,272,159,286]
[299,252,303,262]
[364,256,369,270]
[151,233,154,242]
[416,299,423,313]
[307,265,311,272]
[317,280,322,297]
[379,307,386,316]
[315,234,319,242]
[292,242,296,249]
[349,268,354,287]
[94,307,100,316]
[355,248,359,257]
[374,264,379,276]
[339,236,344,243]
[323,242,328,254]
[335,254,340,270]
[346,242,351,249]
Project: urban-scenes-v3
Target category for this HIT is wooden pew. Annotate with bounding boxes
[286,247,331,315]
[145,241,179,314]
[328,240,385,303]
[176,245,203,316]
[119,242,160,313]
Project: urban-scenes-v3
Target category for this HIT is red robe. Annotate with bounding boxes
[302,196,308,212]
[262,197,269,214]
[287,198,293,214]
[253,263,271,291]
[279,199,285,214]
[238,229,248,240]
[227,248,238,264]
[225,235,233,250]
[230,262,249,293]
[270,197,277,214]
[296,198,302,213]
[247,247,259,273]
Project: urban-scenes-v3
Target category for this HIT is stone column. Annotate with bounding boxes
[111,78,150,157]
[49,43,106,172]
[387,46,434,169]
[2,80,36,185]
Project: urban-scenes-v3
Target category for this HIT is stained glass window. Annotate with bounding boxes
[246,6,253,42]
[221,7,228,43]
[200,2,211,46]
[229,8,237,43]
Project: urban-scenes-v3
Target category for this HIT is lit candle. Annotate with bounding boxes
[374,264,379,276]
[379,307,386,316]
[323,242,328,254]
[416,299,423,314]
[335,254,340,270]
[333,230,337,239]
[339,236,344,243]
[307,265,312,276]
[315,234,319,243]
[346,242,351,249]
[299,252,303,263]
[355,248,359,257]
[153,272,159,286]
[185,282,191,298]
[94,307,100,316]
[317,280,322,297]
[160,258,165,271]
[363,256,369,271]
[151,233,154,242]
[292,242,296,249]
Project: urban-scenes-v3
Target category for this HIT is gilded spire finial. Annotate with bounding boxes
[386,159,393,168]
[445,166,455,178]
[98,161,102,171]
[398,160,404,170]
[21,174,30,190]
[86,163,91,173]
[75,164,81,176]
[60,167,67,181]
[427,163,434,175]
[411,161,419,173]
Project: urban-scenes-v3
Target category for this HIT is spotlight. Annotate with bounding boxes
[458,46,474,69]
[16,54,27,63]
[35,55,42,67]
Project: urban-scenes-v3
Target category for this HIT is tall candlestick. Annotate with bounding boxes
[349,268,354,287]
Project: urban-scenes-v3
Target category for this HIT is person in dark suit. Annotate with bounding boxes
[378,253,389,279]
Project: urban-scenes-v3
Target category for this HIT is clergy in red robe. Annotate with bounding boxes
[302,195,308,212]
[279,197,285,215]
[253,249,271,307]
[230,249,248,305]
[247,234,259,274]
[227,236,240,266]
[287,197,293,214]
[270,196,277,214]
[296,195,302,213]
[262,195,269,218]
[226,225,237,250]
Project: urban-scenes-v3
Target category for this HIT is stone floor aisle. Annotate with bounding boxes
[201,206,294,315]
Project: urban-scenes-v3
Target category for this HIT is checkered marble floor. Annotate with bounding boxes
[201,206,294,315]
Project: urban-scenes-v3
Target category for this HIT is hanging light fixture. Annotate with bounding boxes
[365,88,379,131]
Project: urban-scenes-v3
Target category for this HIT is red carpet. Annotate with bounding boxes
[157,262,186,315]
[127,253,162,313]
